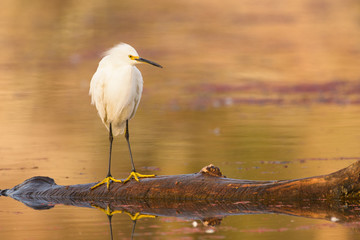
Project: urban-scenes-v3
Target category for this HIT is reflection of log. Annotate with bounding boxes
[2,162,360,224]
[8,194,360,224]
[3,162,360,201]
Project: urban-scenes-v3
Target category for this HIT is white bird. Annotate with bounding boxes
[89,43,162,189]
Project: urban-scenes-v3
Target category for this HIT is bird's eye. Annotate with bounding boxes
[129,55,134,59]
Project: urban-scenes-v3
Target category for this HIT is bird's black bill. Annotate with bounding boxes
[136,57,163,68]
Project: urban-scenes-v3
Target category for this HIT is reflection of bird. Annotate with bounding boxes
[90,43,162,189]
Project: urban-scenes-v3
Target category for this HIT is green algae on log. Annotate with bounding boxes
[2,162,360,201]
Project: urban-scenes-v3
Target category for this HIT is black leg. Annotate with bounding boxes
[125,120,136,172]
[107,215,114,240]
[130,220,137,240]
[107,123,113,178]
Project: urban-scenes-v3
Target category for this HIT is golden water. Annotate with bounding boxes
[1,0,360,239]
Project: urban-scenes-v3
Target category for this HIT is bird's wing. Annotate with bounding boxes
[129,67,143,119]
[89,63,108,124]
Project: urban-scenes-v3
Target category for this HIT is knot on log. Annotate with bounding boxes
[200,164,222,177]
[202,217,223,226]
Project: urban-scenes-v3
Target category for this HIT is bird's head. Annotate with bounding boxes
[106,43,162,68]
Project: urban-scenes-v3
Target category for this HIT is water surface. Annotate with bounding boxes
[1,0,360,239]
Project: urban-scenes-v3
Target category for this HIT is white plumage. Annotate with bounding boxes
[89,43,162,189]
[89,43,143,136]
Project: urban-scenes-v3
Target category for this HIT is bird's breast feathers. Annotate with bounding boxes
[90,64,143,134]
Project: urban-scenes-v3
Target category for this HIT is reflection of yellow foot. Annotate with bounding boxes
[124,211,156,221]
[91,176,122,190]
[123,171,155,183]
[92,205,123,216]
[92,205,156,220]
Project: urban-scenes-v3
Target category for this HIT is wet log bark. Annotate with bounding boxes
[2,161,360,201]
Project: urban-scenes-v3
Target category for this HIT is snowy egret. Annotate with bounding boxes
[89,43,162,189]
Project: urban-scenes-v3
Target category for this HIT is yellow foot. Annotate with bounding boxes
[123,171,155,183]
[91,176,122,190]
[92,205,123,216]
[124,211,156,221]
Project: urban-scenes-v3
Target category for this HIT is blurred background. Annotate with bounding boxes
[1,0,360,239]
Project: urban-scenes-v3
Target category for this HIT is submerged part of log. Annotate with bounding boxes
[3,162,360,201]
[4,191,360,225]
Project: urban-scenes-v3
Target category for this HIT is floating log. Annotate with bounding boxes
[2,162,360,224]
[2,162,360,201]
